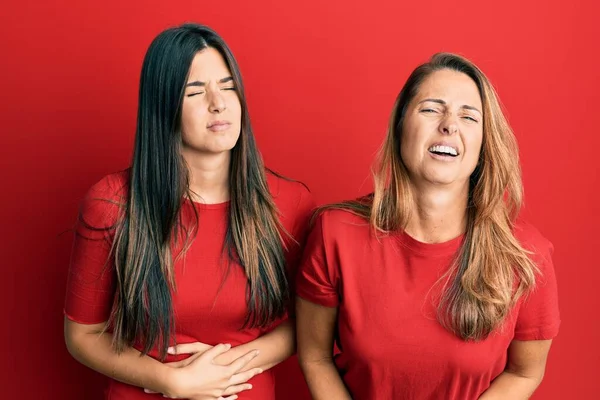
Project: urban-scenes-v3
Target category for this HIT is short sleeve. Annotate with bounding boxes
[295,212,340,308]
[64,176,123,324]
[262,180,317,329]
[513,238,561,341]
[285,186,318,282]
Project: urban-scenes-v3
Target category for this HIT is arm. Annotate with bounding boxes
[479,339,553,400]
[481,226,560,399]
[170,319,296,372]
[64,318,178,395]
[65,318,261,399]
[212,319,294,372]
[296,297,351,400]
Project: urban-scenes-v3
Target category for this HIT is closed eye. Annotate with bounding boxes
[420,108,438,114]
[187,91,205,97]
[462,116,478,122]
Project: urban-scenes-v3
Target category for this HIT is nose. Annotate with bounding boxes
[208,89,227,114]
[439,114,458,136]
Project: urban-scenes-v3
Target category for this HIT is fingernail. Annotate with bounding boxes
[247,384,253,389]
[254,350,260,356]
[167,347,174,354]
[225,343,231,349]
[257,368,263,374]
[143,389,149,393]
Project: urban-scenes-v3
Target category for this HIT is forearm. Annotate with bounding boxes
[299,357,351,400]
[479,371,542,400]
[214,319,295,372]
[66,327,177,396]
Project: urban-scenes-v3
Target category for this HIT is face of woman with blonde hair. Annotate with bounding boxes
[400,68,484,189]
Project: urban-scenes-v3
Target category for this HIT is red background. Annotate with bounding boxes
[1,0,598,398]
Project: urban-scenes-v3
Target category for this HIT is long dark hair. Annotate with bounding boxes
[322,53,536,341]
[107,23,288,359]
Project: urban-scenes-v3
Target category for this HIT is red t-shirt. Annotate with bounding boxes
[64,170,315,400]
[296,209,560,400]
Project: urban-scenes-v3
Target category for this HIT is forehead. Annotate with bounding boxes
[187,47,231,79]
[415,69,482,108]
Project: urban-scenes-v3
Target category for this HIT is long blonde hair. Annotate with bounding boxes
[325,53,537,340]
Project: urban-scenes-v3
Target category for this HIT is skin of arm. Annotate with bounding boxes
[211,319,294,372]
[64,318,260,399]
[65,318,180,395]
[295,297,351,400]
[478,339,553,400]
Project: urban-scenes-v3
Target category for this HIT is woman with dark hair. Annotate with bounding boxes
[64,23,314,400]
[296,53,559,399]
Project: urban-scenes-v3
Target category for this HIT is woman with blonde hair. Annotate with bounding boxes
[296,53,559,399]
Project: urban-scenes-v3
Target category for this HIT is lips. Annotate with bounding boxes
[207,120,231,132]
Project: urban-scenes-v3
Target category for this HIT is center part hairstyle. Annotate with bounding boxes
[106,23,288,358]
[330,53,537,341]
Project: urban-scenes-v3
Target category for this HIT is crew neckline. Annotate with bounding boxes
[396,230,465,256]
[185,198,230,210]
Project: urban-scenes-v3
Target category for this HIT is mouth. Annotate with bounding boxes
[207,121,231,131]
[428,144,459,158]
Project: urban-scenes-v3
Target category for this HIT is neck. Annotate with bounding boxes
[182,148,231,204]
[404,181,469,243]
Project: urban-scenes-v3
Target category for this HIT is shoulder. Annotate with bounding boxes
[266,170,311,206]
[313,206,371,240]
[79,170,129,228]
[513,219,553,259]
[266,171,316,225]
[85,170,129,200]
[513,219,554,274]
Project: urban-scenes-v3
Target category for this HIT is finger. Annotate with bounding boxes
[167,341,213,355]
[228,367,263,385]
[142,388,176,397]
[166,352,202,368]
[201,343,232,361]
[222,383,253,396]
[227,350,260,373]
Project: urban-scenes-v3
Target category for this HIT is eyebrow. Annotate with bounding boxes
[185,76,234,87]
[419,98,482,115]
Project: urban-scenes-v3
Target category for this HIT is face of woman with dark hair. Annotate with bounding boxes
[180,47,242,155]
[400,69,483,189]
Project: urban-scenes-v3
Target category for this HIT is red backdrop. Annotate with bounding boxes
[1,0,598,398]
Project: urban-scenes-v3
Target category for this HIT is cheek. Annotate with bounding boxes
[464,130,483,165]
[401,115,430,151]
[181,105,200,130]
[400,121,426,162]
[230,100,242,125]
[399,132,420,169]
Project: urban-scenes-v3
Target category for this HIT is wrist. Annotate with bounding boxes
[160,366,184,398]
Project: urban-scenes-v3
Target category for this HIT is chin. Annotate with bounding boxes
[206,138,240,153]
[206,146,236,154]
[422,173,461,186]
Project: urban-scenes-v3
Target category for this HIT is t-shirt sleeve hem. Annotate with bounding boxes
[296,287,339,308]
[63,309,109,325]
[513,321,561,341]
